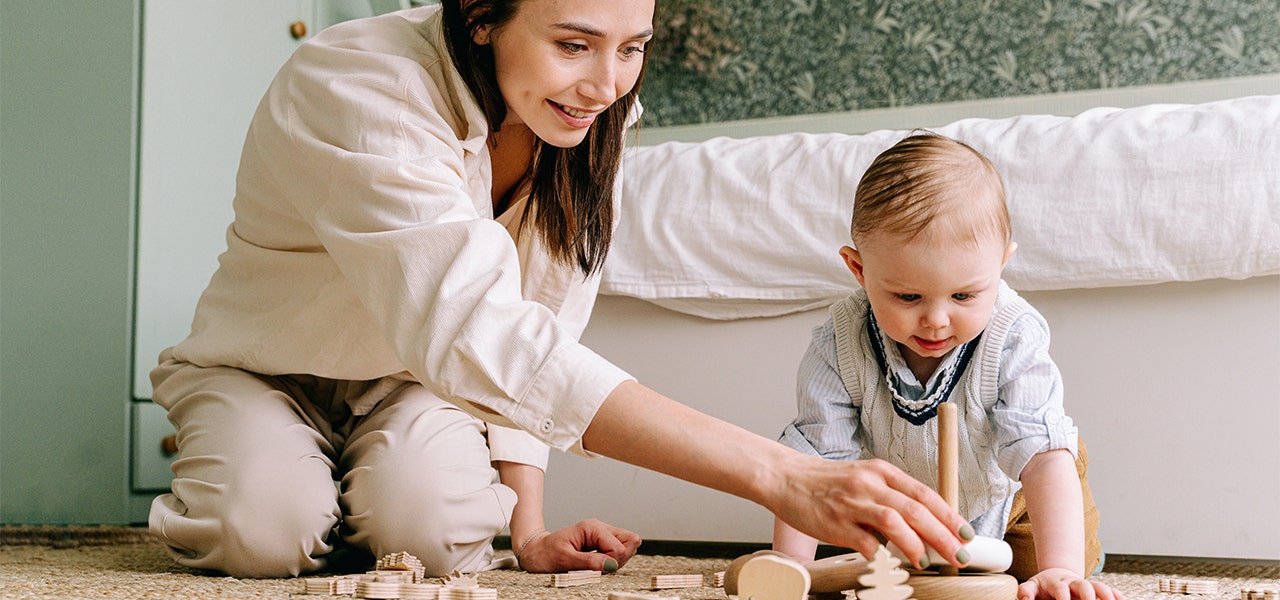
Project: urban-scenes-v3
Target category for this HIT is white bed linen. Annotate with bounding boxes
[602,95,1280,319]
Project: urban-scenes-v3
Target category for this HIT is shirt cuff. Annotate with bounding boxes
[1000,413,1079,481]
[488,424,550,470]
[510,342,634,456]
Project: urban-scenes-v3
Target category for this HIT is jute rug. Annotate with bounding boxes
[1,526,1276,600]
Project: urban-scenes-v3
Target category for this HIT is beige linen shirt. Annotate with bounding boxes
[170,6,633,467]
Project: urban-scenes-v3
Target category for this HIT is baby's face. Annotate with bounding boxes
[846,232,1013,366]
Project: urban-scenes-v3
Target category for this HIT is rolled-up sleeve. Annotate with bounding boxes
[992,313,1078,481]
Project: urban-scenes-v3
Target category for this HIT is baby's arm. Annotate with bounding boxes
[1019,448,1085,575]
[773,515,820,563]
[1018,449,1121,600]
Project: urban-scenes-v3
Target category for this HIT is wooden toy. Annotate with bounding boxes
[608,592,678,600]
[725,403,1018,600]
[937,404,960,579]
[649,573,704,589]
[736,553,811,600]
[855,546,913,600]
[550,569,602,587]
[1160,578,1219,595]
[1242,585,1279,600]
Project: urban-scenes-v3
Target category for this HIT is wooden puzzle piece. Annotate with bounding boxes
[737,553,811,600]
[855,546,914,600]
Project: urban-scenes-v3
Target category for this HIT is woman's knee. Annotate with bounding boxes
[341,390,515,574]
[154,469,340,578]
[348,478,516,575]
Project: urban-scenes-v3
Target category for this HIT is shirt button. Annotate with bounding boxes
[539,418,555,433]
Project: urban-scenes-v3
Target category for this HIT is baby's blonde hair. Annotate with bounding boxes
[851,132,1010,249]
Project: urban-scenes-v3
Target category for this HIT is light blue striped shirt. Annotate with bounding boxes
[779,283,1078,538]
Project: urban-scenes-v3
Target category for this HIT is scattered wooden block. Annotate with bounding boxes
[1242,585,1279,600]
[438,569,495,600]
[365,570,416,583]
[301,575,358,595]
[713,570,726,588]
[378,551,424,572]
[442,570,480,588]
[439,587,497,600]
[1160,578,1219,595]
[609,592,678,600]
[399,583,443,600]
[550,569,602,587]
[358,581,406,599]
[650,573,704,589]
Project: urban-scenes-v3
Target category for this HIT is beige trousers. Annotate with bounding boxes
[147,351,517,578]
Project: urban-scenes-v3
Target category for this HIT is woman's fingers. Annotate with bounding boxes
[779,456,970,570]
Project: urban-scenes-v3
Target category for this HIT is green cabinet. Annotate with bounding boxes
[1,1,373,524]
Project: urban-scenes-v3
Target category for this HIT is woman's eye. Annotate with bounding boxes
[620,44,646,58]
[558,41,587,54]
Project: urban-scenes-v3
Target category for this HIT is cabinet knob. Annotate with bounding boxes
[289,20,307,40]
[160,434,179,456]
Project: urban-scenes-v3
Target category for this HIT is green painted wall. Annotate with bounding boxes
[0,2,139,523]
[645,0,1280,126]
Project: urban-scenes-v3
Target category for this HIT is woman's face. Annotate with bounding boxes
[481,0,654,148]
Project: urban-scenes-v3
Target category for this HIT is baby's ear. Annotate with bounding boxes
[839,246,866,286]
[1002,241,1018,268]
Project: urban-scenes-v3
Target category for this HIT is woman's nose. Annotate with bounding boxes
[579,56,620,105]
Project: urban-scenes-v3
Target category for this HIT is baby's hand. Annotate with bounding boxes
[1017,567,1124,600]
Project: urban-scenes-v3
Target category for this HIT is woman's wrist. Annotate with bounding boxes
[514,528,549,561]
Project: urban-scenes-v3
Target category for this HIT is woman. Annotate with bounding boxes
[149,0,970,579]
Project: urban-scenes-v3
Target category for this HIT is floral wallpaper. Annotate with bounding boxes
[642,0,1280,127]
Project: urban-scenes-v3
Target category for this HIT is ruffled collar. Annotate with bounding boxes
[866,312,980,425]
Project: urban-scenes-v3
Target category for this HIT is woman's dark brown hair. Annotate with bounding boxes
[442,0,650,276]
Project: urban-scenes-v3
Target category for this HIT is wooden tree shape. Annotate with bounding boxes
[856,545,914,600]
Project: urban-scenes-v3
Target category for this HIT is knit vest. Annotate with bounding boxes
[828,283,1031,522]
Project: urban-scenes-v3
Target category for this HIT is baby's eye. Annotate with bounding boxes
[558,41,587,55]
[952,293,973,301]
[896,294,921,302]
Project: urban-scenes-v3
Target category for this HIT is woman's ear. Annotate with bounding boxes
[472,25,492,45]
[839,245,867,287]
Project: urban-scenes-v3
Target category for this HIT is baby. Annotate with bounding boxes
[774,132,1118,600]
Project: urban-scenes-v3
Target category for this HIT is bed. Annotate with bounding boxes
[545,87,1280,561]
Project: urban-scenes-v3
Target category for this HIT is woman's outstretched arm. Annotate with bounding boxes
[581,380,973,569]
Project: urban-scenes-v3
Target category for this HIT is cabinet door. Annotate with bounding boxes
[133,1,314,397]
[132,1,414,398]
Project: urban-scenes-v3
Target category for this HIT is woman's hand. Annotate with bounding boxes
[1017,567,1124,600]
[515,519,641,574]
[770,455,973,570]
